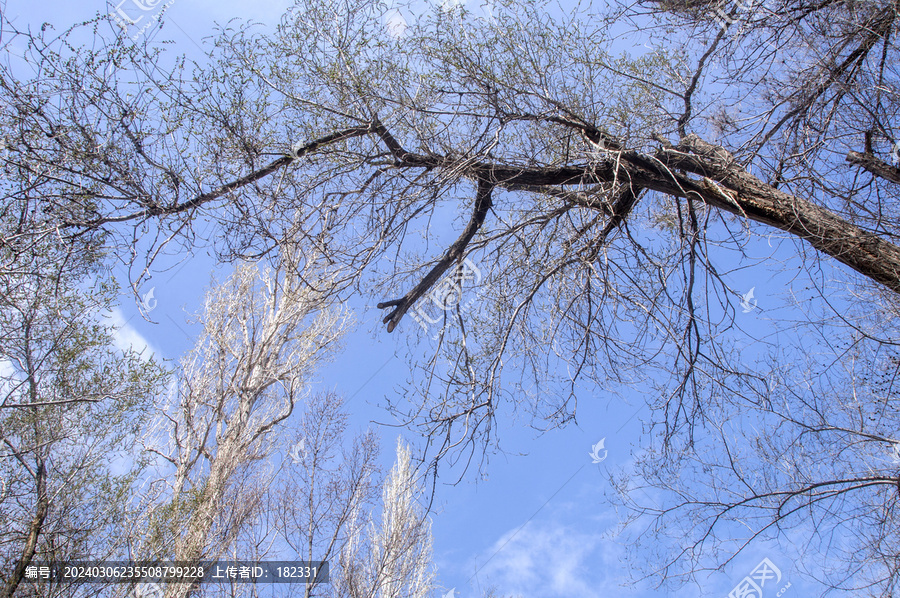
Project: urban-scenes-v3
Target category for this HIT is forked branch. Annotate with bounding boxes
[378,178,494,332]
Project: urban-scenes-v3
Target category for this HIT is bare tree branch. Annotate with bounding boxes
[847,150,900,185]
[378,178,494,332]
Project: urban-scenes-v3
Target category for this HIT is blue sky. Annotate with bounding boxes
[1,0,833,596]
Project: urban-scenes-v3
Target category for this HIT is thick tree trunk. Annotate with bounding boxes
[659,136,900,294]
[460,135,900,294]
[2,460,48,598]
[847,150,900,185]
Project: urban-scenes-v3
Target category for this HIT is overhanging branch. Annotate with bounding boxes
[378,178,494,332]
[660,135,900,293]
[847,151,900,185]
[63,124,376,229]
[58,113,900,299]
[387,135,900,297]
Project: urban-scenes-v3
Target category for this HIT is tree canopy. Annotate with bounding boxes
[1,0,899,592]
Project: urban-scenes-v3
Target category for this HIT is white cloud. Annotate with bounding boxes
[105,308,159,360]
[476,521,625,598]
[0,359,13,378]
[0,358,20,400]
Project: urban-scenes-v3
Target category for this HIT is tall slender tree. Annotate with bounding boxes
[335,437,435,598]
[129,247,349,598]
[0,197,167,598]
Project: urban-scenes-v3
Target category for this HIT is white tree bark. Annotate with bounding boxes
[135,247,350,598]
[336,437,435,598]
